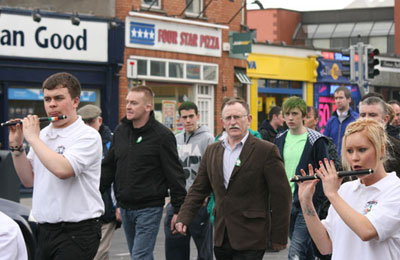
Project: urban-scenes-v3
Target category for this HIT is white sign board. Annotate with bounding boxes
[0,13,108,62]
[125,16,221,57]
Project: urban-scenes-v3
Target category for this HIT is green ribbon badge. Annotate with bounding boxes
[136,136,142,143]
[235,158,241,167]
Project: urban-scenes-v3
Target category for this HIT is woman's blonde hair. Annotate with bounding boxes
[341,118,389,170]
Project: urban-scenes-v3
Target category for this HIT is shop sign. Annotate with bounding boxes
[231,32,252,54]
[0,13,108,62]
[125,16,221,57]
[317,59,351,84]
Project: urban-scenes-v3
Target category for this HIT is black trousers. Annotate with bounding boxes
[35,218,101,260]
[214,230,265,260]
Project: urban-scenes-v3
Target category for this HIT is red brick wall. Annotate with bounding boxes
[116,0,247,134]
[247,9,301,45]
[395,0,400,55]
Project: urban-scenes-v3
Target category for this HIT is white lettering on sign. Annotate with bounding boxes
[0,13,108,62]
[125,16,222,57]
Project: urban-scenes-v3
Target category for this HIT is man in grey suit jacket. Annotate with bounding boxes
[174,97,292,260]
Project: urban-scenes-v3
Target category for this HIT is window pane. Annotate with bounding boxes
[389,23,394,35]
[350,37,368,45]
[313,39,330,49]
[370,21,393,36]
[303,25,318,38]
[313,24,336,39]
[369,37,387,54]
[137,59,147,76]
[332,23,354,38]
[331,38,349,50]
[351,22,373,37]
[186,0,201,13]
[186,64,201,79]
[387,35,394,53]
[142,0,159,7]
[151,60,166,77]
[203,65,217,81]
[169,62,184,78]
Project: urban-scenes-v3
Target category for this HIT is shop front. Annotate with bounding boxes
[246,50,319,130]
[316,52,361,133]
[0,8,124,148]
[124,12,227,133]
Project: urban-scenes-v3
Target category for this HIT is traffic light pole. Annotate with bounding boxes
[356,42,368,96]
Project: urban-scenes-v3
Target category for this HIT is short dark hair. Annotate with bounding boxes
[361,92,384,102]
[388,99,400,107]
[334,86,351,99]
[178,101,198,116]
[307,106,319,120]
[221,96,249,115]
[42,72,81,99]
[268,106,281,121]
[361,96,388,117]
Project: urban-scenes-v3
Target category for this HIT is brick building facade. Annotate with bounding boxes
[116,0,249,134]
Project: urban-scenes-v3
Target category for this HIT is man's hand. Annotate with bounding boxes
[271,242,287,251]
[21,115,41,144]
[173,222,187,236]
[115,208,122,222]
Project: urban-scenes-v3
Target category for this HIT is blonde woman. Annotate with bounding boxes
[298,118,400,260]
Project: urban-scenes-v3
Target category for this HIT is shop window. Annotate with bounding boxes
[350,37,368,45]
[387,35,394,54]
[186,0,202,14]
[187,64,201,79]
[169,62,184,78]
[142,0,161,9]
[203,65,217,81]
[151,60,166,77]
[138,59,147,76]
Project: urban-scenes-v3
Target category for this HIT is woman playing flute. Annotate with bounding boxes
[298,118,400,260]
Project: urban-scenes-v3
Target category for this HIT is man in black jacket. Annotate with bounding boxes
[100,86,186,260]
[258,106,284,143]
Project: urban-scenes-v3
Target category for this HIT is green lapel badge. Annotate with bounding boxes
[235,158,241,167]
[136,136,142,143]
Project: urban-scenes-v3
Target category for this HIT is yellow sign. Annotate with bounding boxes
[266,97,276,114]
[331,63,340,80]
[258,97,263,112]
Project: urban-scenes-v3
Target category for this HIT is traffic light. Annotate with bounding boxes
[341,47,355,82]
[365,47,380,80]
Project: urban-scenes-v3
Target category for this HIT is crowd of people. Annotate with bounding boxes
[1,74,400,260]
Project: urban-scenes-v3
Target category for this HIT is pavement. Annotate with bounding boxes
[20,197,288,260]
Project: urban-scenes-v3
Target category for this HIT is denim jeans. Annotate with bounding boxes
[120,207,163,260]
[164,203,213,260]
[288,205,314,260]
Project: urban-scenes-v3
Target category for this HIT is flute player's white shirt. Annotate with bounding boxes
[27,116,104,223]
[321,172,400,260]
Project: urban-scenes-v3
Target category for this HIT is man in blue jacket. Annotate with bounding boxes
[275,96,330,260]
[323,86,359,157]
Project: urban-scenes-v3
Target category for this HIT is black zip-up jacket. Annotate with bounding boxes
[100,112,186,213]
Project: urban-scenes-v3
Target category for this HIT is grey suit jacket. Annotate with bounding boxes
[177,133,292,250]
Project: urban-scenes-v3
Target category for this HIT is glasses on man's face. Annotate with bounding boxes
[222,115,248,122]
